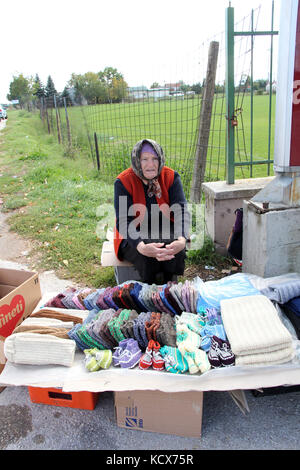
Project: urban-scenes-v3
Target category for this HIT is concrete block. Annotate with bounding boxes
[243,201,300,277]
[202,177,274,254]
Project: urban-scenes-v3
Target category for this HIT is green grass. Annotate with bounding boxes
[0,109,116,287]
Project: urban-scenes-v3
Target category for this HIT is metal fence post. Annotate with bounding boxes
[225,5,235,184]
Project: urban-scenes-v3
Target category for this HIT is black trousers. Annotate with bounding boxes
[119,238,186,284]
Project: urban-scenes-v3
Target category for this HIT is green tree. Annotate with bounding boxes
[45,75,57,99]
[7,74,31,108]
[68,72,108,104]
[191,82,202,94]
[32,74,45,99]
[61,86,73,106]
[98,67,127,103]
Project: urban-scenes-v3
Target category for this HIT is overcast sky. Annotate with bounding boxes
[1,0,280,103]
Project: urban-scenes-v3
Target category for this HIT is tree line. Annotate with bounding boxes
[6,67,129,108]
[7,68,271,109]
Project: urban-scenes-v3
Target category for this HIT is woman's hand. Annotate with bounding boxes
[137,241,175,261]
[164,237,186,256]
[137,238,186,261]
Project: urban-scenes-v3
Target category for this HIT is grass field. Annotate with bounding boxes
[57,93,276,190]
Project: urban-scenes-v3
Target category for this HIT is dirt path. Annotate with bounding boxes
[0,210,32,265]
[0,209,79,294]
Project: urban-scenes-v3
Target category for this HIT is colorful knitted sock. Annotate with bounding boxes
[84,348,112,371]
[159,345,189,374]
[176,322,201,350]
[152,341,165,371]
[139,341,153,370]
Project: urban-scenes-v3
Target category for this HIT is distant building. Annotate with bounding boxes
[128,85,185,100]
[147,88,171,99]
[266,81,277,93]
[128,86,148,99]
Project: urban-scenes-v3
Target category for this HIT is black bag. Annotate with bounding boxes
[227,208,243,260]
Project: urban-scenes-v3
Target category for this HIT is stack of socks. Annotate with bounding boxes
[108,309,132,343]
[155,312,177,347]
[145,312,161,342]
[120,309,139,339]
[132,312,152,350]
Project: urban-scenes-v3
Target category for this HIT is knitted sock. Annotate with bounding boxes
[84,348,112,371]
[120,310,139,339]
[176,323,201,350]
[72,294,86,310]
[152,341,165,371]
[156,313,176,347]
[61,292,79,310]
[181,350,199,374]
[208,336,223,368]
[68,324,89,350]
[159,345,189,374]
[139,341,153,370]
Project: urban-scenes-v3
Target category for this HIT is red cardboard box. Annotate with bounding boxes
[0,268,41,371]
[28,386,99,410]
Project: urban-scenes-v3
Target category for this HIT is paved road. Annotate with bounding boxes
[0,384,299,450]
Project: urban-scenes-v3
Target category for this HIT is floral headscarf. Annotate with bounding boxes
[131,139,165,198]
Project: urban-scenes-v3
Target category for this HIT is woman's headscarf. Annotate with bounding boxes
[131,139,165,198]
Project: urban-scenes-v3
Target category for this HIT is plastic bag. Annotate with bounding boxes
[194,273,261,311]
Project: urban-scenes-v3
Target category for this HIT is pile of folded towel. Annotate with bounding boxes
[220,294,294,366]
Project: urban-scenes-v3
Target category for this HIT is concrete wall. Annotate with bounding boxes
[243,201,300,277]
[202,177,274,255]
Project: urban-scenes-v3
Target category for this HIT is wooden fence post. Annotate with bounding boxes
[63,97,72,146]
[44,98,51,134]
[54,95,62,144]
[190,41,219,203]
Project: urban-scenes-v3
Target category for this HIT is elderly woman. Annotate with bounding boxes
[113,139,190,284]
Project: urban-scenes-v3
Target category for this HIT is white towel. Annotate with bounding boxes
[220,295,293,356]
[4,332,76,367]
[235,345,294,367]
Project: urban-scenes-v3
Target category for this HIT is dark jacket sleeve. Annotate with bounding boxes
[168,172,190,239]
[114,179,142,248]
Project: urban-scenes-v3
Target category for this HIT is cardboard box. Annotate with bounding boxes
[0,268,41,369]
[114,390,203,438]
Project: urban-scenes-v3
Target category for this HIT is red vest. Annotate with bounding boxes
[114,167,175,259]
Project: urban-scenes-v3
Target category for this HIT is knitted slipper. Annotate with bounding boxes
[139,341,153,370]
[152,341,165,371]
